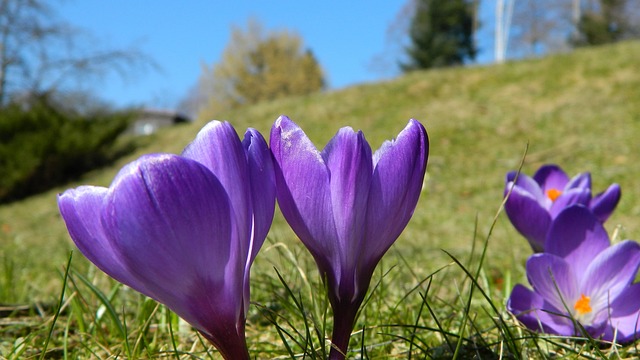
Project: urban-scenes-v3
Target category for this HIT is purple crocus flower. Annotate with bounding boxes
[58,121,275,359]
[504,164,621,252]
[270,115,428,359]
[508,205,640,343]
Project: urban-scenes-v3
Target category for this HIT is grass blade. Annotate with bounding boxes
[39,252,73,360]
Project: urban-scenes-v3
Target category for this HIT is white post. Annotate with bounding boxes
[495,0,515,63]
[496,0,504,63]
[572,0,581,37]
[504,0,515,58]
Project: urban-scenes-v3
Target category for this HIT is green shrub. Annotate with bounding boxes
[0,97,135,202]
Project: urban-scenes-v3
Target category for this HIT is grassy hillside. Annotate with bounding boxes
[2,41,640,358]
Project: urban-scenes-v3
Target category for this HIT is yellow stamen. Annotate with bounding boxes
[574,294,592,315]
[546,188,562,202]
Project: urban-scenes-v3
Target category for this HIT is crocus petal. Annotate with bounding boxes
[504,185,551,252]
[533,164,569,192]
[609,313,640,344]
[321,127,373,294]
[102,154,240,331]
[590,183,621,222]
[582,240,640,308]
[508,284,574,336]
[321,128,372,252]
[241,128,276,316]
[58,186,148,293]
[505,172,545,201]
[242,128,276,265]
[565,172,591,190]
[526,254,579,314]
[182,120,253,260]
[606,284,640,343]
[270,116,338,269]
[363,119,428,268]
[548,188,591,218]
[545,205,609,270]
[611,283,640,318]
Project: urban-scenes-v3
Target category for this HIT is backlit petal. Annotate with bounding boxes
[526,253,579,314]
[606,284,640,343]
[321,127,373,292]
[545,205,609,271]
[102,154,239,329]
[533,164,569,192]
[505,171,545,201]
[508,284,574,336]
[364,119,428,267]
[241,128,276,315]
[182,120,252,258]
[504,184,551,252]
[564,172,591,191]
[548,188,591,218]
[58,186,147,293]
[242,128,276,264]
[608,313,640,343]
[582,240,640,308]
[270,116,338,267]
[590,184,621,222]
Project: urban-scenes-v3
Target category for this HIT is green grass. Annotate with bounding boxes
[2,40,640,358]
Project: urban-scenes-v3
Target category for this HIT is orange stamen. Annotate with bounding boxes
[546,188,562,202]
[574,294,592,315]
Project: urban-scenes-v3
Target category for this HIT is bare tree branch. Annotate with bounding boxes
[0,0,156,107]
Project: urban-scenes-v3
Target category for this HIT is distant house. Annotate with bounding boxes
[130,109,191,135]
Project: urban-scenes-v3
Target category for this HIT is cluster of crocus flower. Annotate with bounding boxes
[508,206,640,342]
[58,116,429,359]
[505,164,640,343]
[271,116,429,359]
[59,121,276,359]
[504,164,620,252]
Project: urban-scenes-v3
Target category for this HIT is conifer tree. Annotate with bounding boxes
[401,0,477,71]
[573,0,638,46]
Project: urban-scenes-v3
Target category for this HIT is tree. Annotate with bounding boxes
[508,0,575,59]
[186,20,324,120]
[401,0,477,71]
[234,38,324,105]
[573,0,640,46]
[0,0,151,106]
[498,0,639,60]
[0,94,135,202]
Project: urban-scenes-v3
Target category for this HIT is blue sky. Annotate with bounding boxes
[59,1,495,110]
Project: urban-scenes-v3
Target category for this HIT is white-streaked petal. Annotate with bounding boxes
[545,205,609,271]
[182,120,253,260]
[504,184,551,252]
[242,127,276,265]
[507,284,575,336]
[533,164,570,193]
[102,154,240,329]
[270,116,339,271]
[321,127,372,276]
[526,253,579,314]
[582,240,640,312]
[58,186,148,293]
[363,119,428,269]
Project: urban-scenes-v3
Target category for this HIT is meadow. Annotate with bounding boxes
[2,40,640,358]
